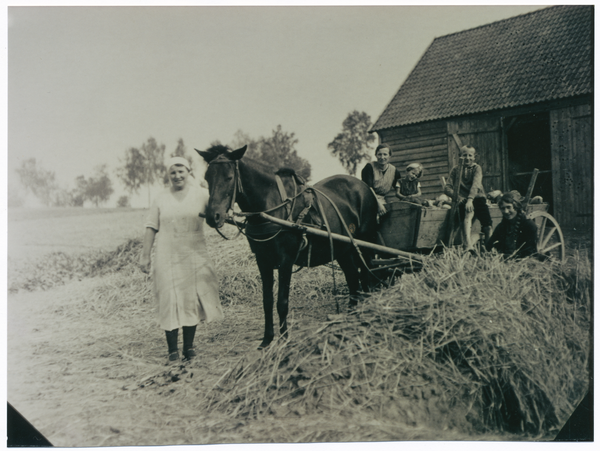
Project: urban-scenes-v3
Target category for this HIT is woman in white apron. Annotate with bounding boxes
[139,157,223,363]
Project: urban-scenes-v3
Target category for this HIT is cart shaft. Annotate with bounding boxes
[259,213,425,263]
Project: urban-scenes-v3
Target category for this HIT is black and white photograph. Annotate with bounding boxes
[5,2,594,447]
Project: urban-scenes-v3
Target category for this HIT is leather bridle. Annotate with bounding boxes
[207,157,244,215]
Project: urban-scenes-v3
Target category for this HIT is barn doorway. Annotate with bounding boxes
[504,112,553,214]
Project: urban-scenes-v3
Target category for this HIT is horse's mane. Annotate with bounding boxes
[276,168,307,186]
[243,156,275,173]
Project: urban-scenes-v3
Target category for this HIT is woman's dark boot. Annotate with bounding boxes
[182,326,197,361]
[165,329,179,362]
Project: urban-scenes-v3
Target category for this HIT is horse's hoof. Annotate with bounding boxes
[258,341,271,350]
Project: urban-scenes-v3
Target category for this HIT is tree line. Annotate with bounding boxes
[13,111,375,208]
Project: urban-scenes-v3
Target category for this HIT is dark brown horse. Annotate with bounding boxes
[197,145,378,348]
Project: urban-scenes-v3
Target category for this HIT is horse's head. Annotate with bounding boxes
[196,145,247,229]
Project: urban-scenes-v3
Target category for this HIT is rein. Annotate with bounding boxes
[208,158,244,213]
[207,158,302,241]
[206,159,245,240]
[207,157,382,289]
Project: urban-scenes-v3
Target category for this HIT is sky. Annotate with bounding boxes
[6,2,555,207]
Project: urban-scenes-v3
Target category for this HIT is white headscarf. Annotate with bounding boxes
[166,156,191,171]
[406,162,423,178]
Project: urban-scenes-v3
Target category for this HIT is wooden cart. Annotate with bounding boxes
[225,166,566,269]
[377,199,565,262]
[257,196,565,271]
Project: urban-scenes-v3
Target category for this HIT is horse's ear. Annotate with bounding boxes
[229,145,247,161]
[196,148,217,163]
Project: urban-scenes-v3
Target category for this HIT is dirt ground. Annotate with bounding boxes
[8,278,264,446]
[6,208,270,446]
[6,281,479,447]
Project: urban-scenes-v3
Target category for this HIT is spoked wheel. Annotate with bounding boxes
[527,211,566,263]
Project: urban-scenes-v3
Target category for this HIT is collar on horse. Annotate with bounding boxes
[275,174,297,220]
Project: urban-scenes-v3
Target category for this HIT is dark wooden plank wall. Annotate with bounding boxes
[550,103,593,232]
[376,97,592,233]
[447,118,503,194]
[380,120,448,197]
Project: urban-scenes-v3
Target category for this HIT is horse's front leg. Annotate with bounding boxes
[256,255,275,349]
[277,259,295,340]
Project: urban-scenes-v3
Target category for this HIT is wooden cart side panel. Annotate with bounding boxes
[457,202,548,239]
[378,200,549,252]
[415,208,452,248]
[377,202,422,250]
[412,203,549,250]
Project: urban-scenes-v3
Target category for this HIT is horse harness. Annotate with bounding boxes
[208,158,319,239]
[206,157,369,273]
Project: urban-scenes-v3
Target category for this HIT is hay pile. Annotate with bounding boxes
[11,224,339,321]
[8,238,144,293]
[10,220,591,440]
[204,249,591,437]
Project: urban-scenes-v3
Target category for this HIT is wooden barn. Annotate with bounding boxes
[370,5,593,234]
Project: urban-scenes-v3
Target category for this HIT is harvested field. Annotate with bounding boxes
[6,208,592,446]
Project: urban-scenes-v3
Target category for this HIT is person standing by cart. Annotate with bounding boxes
[361,144,402,217]
[139,157,223,363]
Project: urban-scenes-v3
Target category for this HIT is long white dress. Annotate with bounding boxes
[145,184,223,331]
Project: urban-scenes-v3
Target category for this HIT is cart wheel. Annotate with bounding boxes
[527,211,566,263]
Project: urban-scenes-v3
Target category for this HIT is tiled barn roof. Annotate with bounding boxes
[372,6,592,132]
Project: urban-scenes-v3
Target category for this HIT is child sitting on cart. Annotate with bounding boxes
[444,145,493,251]
[396,163,427,206]
[486,192,538,259]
